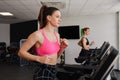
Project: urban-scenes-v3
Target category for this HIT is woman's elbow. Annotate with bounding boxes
[18,50,22,57]
[18,51,20,57]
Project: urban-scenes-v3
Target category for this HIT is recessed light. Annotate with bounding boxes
[0,12,13,16]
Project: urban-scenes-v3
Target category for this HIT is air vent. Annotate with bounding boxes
[41,2,66,9]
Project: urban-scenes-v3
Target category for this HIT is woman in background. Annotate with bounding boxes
[77,27,95,63]
[18,5,68,80]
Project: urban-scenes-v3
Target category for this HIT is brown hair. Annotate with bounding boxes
[82,27,90,33]
[38,5,59,29]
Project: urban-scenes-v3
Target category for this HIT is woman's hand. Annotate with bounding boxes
[36,55,52,63]
[57,38,68,58]
[90,41,95,46]
[36,55,57,65]
[60,38,68,49]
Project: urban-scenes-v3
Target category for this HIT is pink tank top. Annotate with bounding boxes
[36,30,60,56]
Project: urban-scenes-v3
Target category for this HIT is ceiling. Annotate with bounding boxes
[0,0,120,24]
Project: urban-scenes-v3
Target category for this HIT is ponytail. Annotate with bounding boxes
[38,5,47,29]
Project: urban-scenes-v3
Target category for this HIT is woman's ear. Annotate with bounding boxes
[47,15,51,22]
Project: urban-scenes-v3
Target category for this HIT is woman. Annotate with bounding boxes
[18,5,68,80]
[76,27,94,63]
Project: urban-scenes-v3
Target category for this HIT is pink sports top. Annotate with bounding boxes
[36,30,60,56]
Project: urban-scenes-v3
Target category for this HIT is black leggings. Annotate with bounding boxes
[79,49,90,57]
[33,62,56,80]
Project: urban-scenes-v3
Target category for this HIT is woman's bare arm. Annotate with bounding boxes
[18,31,41,61]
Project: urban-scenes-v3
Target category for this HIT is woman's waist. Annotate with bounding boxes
[81,48,89,51]
[39,54,58,65]
[34,61,56,69]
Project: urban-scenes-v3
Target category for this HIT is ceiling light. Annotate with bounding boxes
[0,12,13,16]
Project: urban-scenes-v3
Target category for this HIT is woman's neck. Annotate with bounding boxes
[43,25,55,33]
[83,34,87,38]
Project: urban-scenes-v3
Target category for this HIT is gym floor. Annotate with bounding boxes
[0,62,60,80]
[0,62,33,80]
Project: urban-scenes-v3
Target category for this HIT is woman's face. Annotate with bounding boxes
[48,10,61,27]
[85,29,90,35]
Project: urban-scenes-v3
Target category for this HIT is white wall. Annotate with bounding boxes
[61,13,118,66]
[0,24,10,46]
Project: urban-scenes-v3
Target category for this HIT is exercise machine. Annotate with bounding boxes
[56,42,118,80]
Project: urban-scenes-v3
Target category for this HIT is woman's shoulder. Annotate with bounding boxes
[28,30,42,39]
[81,37,87,42]
[81,37,86,40]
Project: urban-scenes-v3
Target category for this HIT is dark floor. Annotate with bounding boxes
[0,62,33,80]
[1,60,120,80]
[0,61,62,80]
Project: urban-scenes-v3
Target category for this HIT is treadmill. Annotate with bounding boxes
[56,43,118,80]
[58,41,110,73]
[85,46,118,80]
